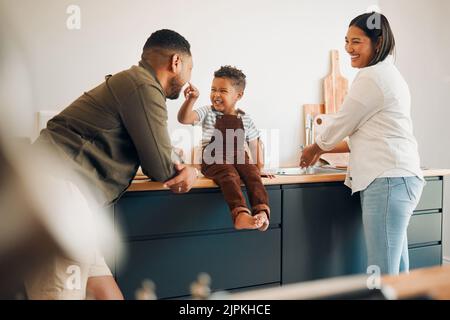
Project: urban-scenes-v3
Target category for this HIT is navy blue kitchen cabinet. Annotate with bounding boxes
[113,176,444,299]
[281,182,366,284]
[281,177,444,285]
[114,186,282,299]
[408,177,443,269]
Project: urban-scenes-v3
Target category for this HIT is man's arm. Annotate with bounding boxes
[118,84,176,182]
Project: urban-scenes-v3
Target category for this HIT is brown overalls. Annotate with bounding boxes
[201,111,270,223]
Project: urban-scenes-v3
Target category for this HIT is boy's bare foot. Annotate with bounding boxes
[254,212,269,232]
[234,212,264,230]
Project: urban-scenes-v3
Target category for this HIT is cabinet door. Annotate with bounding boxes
[408,212,442,247]
[116,229,281,299]
[116,187,282,239]
[409,245,442,270]
[415,178,443,211]
[282,183,366,284]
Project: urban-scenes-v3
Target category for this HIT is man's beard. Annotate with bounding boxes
[167,76,184,100]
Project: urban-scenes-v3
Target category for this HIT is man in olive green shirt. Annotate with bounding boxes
[32,29,198,299]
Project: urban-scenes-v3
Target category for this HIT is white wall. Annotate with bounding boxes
[0,0,377,166]
[379,0,450,263]
[2,0,448,262]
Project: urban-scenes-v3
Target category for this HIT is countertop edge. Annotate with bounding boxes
[127,169,450,192]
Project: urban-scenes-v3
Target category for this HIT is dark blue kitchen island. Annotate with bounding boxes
[110,170,447,299]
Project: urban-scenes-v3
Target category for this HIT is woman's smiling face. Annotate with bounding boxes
[345,26,376,68]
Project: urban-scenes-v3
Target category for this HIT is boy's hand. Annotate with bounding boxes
[260,171,276,179]
[184,83,200,101]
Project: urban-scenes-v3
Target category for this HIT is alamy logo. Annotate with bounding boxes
[170,127,280,167]
[367,13,381,30]
[366,5,382,30]
[66,265,82,290]
[203,129,247,165]
[66,5,81,30]
[366,265,381,289]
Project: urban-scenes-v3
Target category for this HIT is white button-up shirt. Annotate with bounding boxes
[316,56,423,193]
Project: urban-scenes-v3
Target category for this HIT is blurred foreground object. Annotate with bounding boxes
[229,266,450,300]
[190,272,212,300]
[229,274,388,300]
[0,21,120,298]
[0,135,62,298]
[135,279,157,300]
[0,130,121,299]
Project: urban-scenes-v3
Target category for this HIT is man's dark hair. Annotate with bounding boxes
[143,29,191,55]
[214,66,246,91]
[350,12,395,67]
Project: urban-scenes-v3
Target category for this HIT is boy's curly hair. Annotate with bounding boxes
[214,66,246,91]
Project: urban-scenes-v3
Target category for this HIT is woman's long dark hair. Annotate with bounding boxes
[350,12,396,67]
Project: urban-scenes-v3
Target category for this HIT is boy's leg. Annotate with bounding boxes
[235,163,270,231]
[202,164,247,216]
[235,164,269,211]
[202,164,261,229]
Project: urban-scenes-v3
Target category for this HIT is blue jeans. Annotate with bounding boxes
[360,176,424,275]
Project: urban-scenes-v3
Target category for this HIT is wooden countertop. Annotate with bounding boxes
[382,264,450,300]
[128,169,450,192]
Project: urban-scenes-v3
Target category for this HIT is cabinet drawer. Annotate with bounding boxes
[408,212,442,246]
[116,229,281,299]
[415,179,443,211]
[116,187,281,238]
[409,245,442,270]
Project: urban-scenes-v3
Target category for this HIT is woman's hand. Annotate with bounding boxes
[299,143,323,168]
[184,83,200,101]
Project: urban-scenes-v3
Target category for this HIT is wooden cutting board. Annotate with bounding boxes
[303,104,324,145]
[324,50,348,114]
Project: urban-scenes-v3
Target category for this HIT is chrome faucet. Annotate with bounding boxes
[305,113,315,146]
[301,114,317,174]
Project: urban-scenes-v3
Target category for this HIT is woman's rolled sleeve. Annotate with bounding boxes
[316,76,384,151]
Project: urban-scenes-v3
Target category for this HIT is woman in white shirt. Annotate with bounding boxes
[300,12,424,275]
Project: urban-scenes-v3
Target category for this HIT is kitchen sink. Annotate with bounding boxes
[269,166,346,176]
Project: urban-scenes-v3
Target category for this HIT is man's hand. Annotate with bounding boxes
[184,83,200,101]
[163,164,198,193]
[299,143,323,168]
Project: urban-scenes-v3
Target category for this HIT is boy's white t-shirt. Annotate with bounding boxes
[194,106,260,148]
